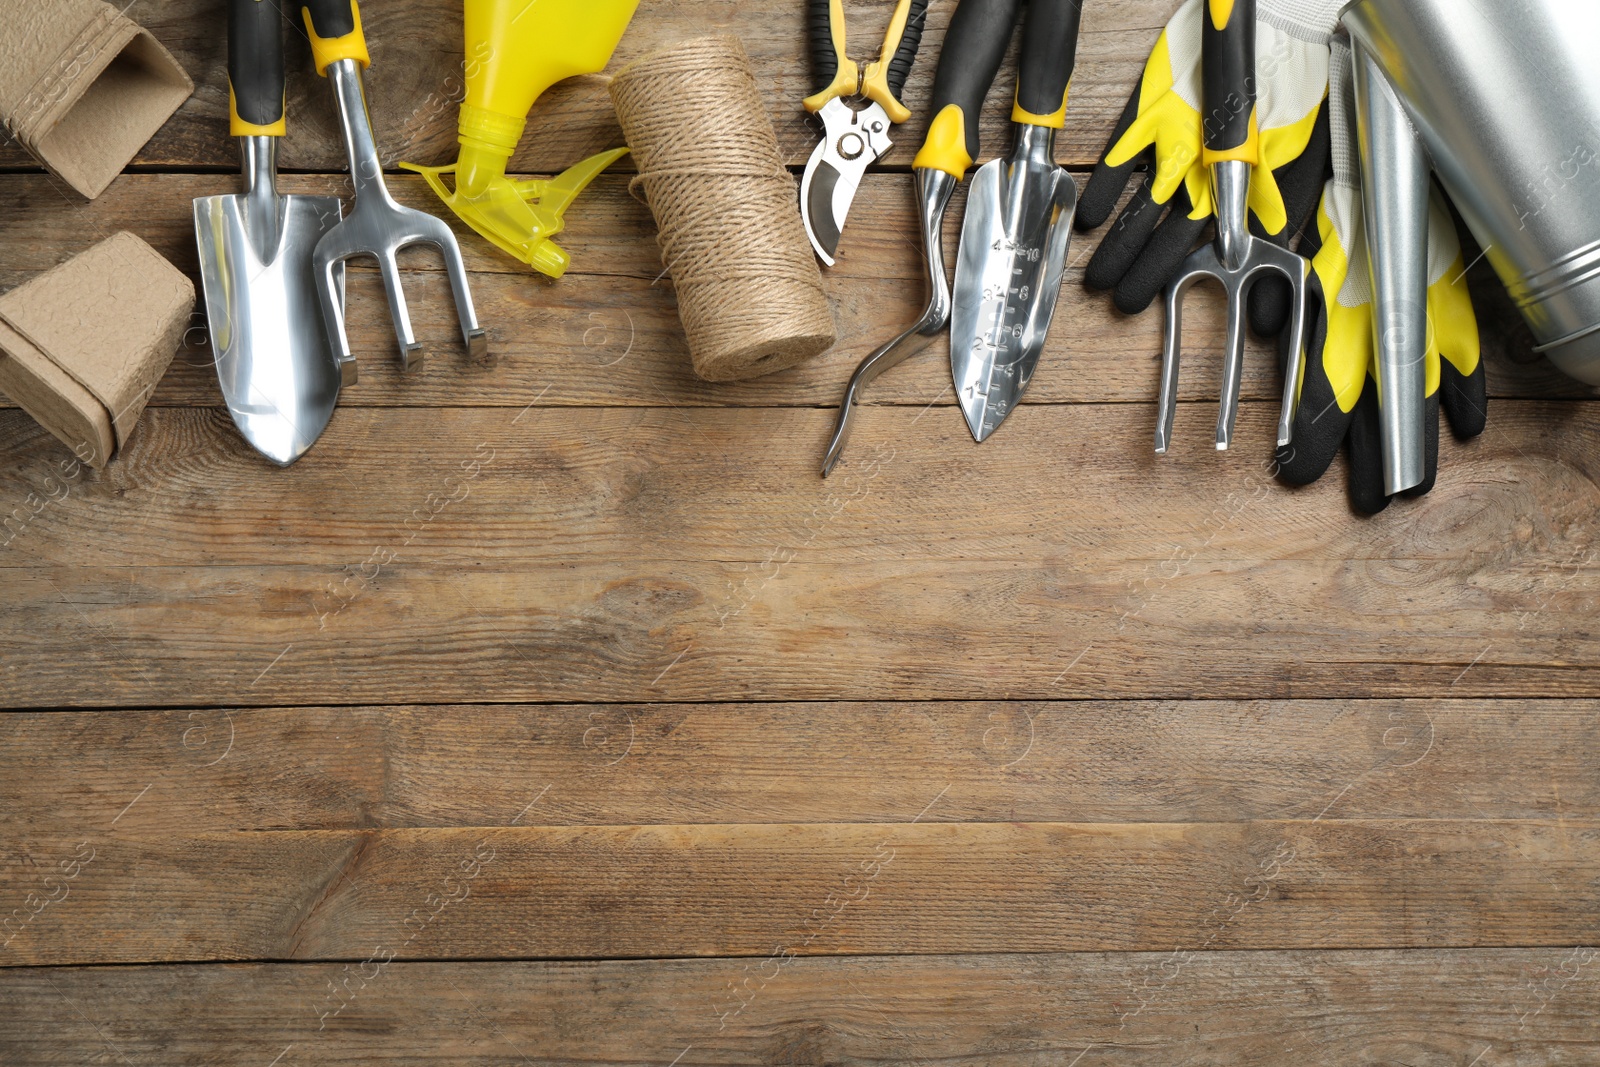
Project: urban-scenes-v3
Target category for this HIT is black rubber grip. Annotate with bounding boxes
[1201,0,1256,153]
[230,0,285,127]
[885,0,930,102]
[1015,0,1081,118]
[928,0,1024,161]
[807,0,839,98]
[301,0,357,38]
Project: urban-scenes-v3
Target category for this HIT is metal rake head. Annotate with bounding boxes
[1157,239,1308,455]
[313,197,488,384]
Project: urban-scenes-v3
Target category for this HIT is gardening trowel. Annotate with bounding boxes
[949,0,1081,443]
[195,0,345,466]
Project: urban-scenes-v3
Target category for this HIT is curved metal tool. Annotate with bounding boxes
[1157,0,1307,455]
[822,168,955,475]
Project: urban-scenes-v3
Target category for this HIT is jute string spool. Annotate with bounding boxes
[610,36,835,381]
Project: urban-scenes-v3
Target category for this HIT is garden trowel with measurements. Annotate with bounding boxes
[194,0,345,466]
[949,0,1081,443]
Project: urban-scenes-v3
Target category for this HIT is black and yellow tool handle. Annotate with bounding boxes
[229,0,286,136]
[911,0,1024,178]
[1201,0,1258,164]
[299,0,371,76]
[867,0,929,121]
[1012,0,1081,128]
[805,0,928,123]
[805,0,855,109]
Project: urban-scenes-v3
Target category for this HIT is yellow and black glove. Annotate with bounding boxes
[1075,0,1337,321]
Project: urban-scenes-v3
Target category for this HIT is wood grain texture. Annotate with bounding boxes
[0,173,1584,412]
[3,819,1598,964]
[5,950,1598,1065]
[0,0,1185,173]
[1,402,1595,707]
[3,700,1596,835]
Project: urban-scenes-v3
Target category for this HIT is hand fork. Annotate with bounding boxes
[300,0,489,384]
[1155,0,1307,455]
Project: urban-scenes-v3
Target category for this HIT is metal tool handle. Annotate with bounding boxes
[300,0,371,75]
[1201,0,1258,162]
[229,0,285,134]
[1012,0,1081,125]
[911,0,1024,176]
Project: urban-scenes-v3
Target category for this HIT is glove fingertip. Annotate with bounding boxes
[1401,395,1442,500]
[1112,281,1161,316]
[1441,360,1489,439]
[1346,382,1391,516]
[1350,476,1392,516]
[1078,166,1136,231]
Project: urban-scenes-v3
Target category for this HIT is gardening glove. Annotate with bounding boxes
[1273,38,1486,515]
[1075,0,1338,321]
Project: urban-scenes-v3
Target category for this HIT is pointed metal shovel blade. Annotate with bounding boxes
[195,151,345,466]
[950,127,1077,442]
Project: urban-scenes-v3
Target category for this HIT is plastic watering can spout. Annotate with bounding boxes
[400,0,639,278]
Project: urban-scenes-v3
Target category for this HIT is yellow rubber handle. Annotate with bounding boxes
[229,87,286,137]
[302,0,370,75]
[911,103,971,178]
[803,0,860,113]
[857,0,916,123]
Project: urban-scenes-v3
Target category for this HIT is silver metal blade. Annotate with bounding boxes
[194,188,346,466]
[800,98,892,267]
[950,126,1078,442]
[802,150,846,266]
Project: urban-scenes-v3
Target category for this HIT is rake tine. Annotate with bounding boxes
[1215,273,1251,452]
[377,253,424,372]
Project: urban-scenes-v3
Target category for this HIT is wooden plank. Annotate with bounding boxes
[5,950,1598,1065]
[2,819,1597,964]
[0,0,1187,174]
[5,700,1594,835]
[0,173,1581,411]
[1,401,1596,706]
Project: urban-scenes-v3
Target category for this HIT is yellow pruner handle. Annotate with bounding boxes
[803,0,859,113]
[859,0,927,125]
[301,0,371,75]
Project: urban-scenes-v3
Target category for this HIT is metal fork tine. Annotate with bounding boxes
[415,218,490,365]
[1215,273,1251,451]
[1157,272,1197,456]
[377,253,424,371]
[316,250,359,386]
[1277,260,1309,448]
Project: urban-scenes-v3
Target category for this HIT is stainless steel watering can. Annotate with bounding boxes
[1342,0,1600,386]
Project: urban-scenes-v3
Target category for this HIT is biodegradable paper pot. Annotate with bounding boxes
[0,0,193,199]
[0,232,195,467]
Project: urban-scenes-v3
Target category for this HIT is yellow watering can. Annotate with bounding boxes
[401,0,639,278]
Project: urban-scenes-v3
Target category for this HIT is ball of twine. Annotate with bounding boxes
[610,35,836,382]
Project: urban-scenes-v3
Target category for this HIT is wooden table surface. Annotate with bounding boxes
[3,1,1599,1063]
